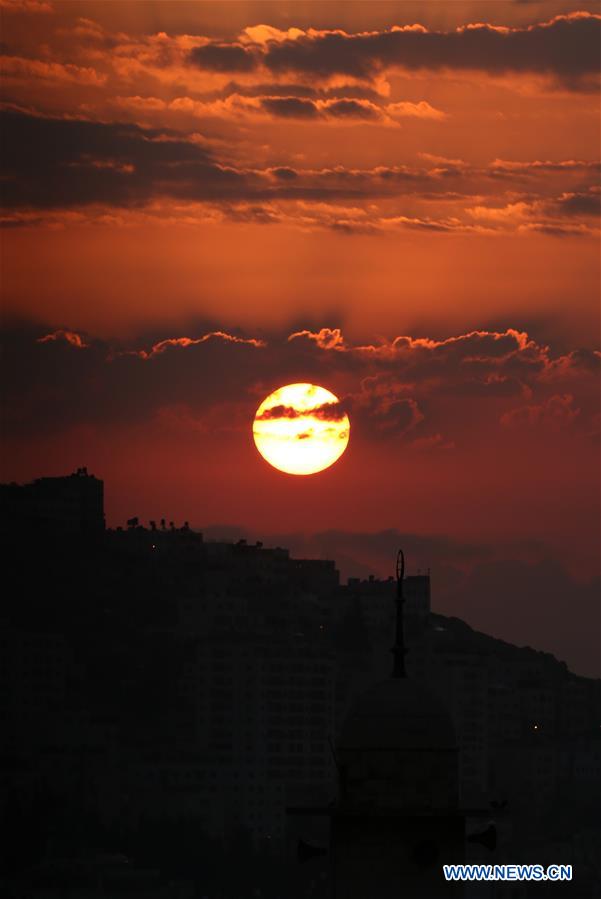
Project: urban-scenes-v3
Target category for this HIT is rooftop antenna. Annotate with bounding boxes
[392,548,407,678]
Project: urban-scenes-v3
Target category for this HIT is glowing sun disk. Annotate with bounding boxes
[253,383,350,475]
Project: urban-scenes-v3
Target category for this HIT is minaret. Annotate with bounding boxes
[331,550,464,897]
[392,548,407,678]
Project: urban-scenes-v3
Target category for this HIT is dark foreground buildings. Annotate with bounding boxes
[306,555,469,898]
[1,471,599,897]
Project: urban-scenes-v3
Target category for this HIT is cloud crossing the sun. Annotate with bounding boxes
[255,401,347,422]
[3,324,596,450]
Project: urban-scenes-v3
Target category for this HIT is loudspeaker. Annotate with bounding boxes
[467,823,497,851]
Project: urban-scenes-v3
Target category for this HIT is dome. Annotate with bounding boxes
[337,678,459,810]
[339,677,456,752]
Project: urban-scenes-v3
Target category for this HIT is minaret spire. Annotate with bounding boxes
[391,548,407,678]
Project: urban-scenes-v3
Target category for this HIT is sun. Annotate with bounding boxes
[253,383,350,475]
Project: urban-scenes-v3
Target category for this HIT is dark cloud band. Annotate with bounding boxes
[1,109,598,228]
[256,402,347,422]
[1,324,598,443]
[187,14,601,87]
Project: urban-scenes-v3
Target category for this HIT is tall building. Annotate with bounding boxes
[428,629,489,806]
[102,529,340,851]
[1,467,105,536]
[120,631,337,851]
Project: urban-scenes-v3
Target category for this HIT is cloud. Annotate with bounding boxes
[0,108,247,209]
[0,0,52,12]
[286,326,600,407]
[500,393,580,431]
[3,326,274,442]
[467,189,601,236]
[116,92,446,126]
[187,14,601,90]
[256,401,346,422]
[552,190,601,218]
[518,221,598,237]
[288,328,346,350]
[37,329,89,349]
[188,43,257,73]
[239,25,306,46]
[2,109,598,239]
[348,376,424,436]
[409,432,455,452]
[386,100,447,120]
[282,327,600,439]
[541,348,601,382]
[1,54,106,86]
[122,331,266,360]
[488,158,601,176]
[258,94,320,119]
[468,201,532,223]
[240,93,393,123]
[2,324,597,449]
[271,95,382,121]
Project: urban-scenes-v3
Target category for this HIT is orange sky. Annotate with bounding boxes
[1,1,600,670]
[1,0,599,342]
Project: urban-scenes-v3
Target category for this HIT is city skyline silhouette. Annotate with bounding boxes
[1,467,599,896]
